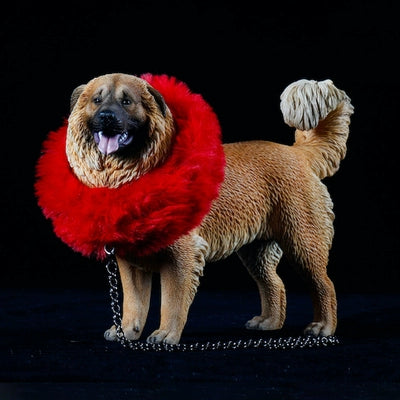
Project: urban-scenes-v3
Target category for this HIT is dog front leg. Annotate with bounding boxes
[104,256,152,341]
[147,235,206,345]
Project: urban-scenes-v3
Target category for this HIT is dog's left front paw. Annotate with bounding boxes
[146,329,181,345]
[245,316,283,331]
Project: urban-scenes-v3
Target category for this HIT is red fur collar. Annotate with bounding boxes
[35,74,225,259]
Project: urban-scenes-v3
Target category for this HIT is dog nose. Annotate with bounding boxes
[99,110,117,125]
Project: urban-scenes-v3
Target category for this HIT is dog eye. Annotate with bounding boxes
[121,98,132,106]
[93,97,102,104]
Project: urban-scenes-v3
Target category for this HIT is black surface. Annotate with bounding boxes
[1,288,400,399]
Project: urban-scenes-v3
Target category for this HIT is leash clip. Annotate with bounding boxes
[104,245,115,256]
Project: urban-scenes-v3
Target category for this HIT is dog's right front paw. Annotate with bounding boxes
[104,325,118,341]
[104,324,142,341]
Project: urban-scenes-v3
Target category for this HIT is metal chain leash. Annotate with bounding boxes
[104,246,340,352]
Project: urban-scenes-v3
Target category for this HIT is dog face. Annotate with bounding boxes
[67,73,174,188]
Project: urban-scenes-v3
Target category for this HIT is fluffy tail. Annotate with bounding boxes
[280,79,354,179]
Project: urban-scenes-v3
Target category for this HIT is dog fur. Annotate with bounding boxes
[67,73,353,345]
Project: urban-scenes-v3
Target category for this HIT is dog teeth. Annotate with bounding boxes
[93,131,103,145]
[94,130,132,151]
[119,132,129,144]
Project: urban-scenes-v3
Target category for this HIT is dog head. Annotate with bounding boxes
[67,73,175,188]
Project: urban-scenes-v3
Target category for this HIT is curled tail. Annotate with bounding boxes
[280,79,354,179]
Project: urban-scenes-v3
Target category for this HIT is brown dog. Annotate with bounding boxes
[67,73,353,344]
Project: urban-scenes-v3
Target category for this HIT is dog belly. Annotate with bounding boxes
[199,222,267,262]
[197,155,275,260]
[197,184,272,262]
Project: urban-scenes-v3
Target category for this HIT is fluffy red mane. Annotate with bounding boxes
[35,74,225,260]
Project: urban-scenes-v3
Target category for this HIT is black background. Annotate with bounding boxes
[1,2,400,399]
[1,1,399,293]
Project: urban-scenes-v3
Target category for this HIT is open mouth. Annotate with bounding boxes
[93,131,134,155]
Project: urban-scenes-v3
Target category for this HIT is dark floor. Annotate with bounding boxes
[1,287,399,400]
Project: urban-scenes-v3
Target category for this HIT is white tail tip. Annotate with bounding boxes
[280,79,351,131]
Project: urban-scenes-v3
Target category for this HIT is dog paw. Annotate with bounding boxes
[245,316,283,331]
[303,322,334,337]
[104,326,118,341]
[104,324,141,341]
[146,329,181,345]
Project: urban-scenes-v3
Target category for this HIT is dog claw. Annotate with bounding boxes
[146,336,158,344]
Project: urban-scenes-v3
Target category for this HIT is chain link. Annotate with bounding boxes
[104,246,339,352]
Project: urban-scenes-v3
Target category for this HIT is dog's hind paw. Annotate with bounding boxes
[245,316,283,331]
[303,322,334,337]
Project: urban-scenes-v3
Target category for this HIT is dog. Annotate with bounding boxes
[64,73,353,345]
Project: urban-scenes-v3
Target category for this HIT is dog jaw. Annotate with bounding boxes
[89,105,144,156]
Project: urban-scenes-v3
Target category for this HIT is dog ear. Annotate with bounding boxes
[70,84,86,112]
[147,85,167,117]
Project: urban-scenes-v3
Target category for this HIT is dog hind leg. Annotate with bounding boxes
[280,212,337,337]
[299,255,337,337]
[237,240,286,331]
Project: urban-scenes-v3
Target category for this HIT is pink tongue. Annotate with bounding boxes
[98,134,120,155]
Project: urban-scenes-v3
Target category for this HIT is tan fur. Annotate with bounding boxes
[67,73,353,345]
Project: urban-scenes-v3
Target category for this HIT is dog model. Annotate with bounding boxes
[35,73,353,344]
